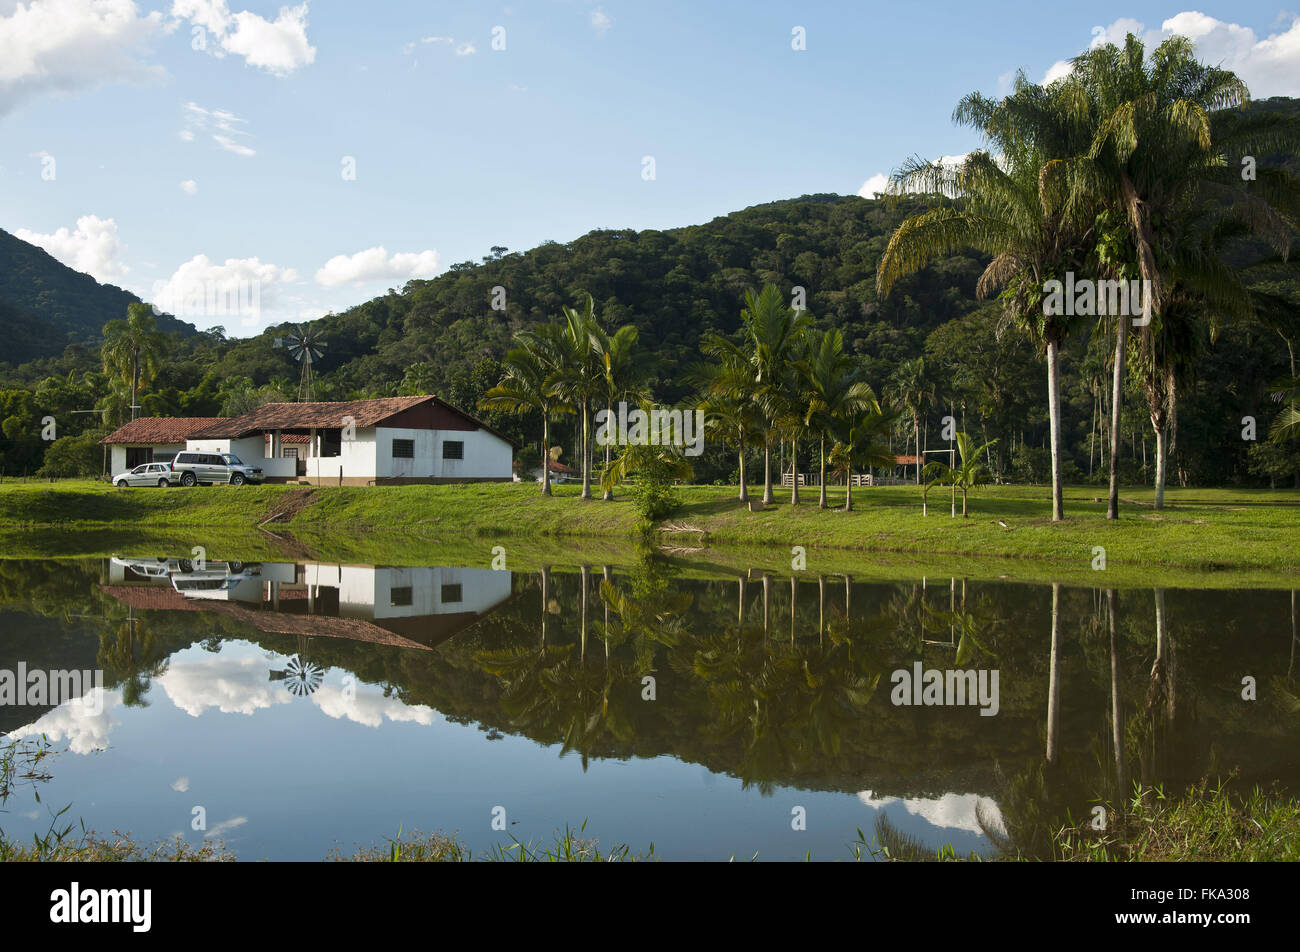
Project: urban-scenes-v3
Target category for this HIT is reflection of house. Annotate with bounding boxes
[100,417,226,473]
[102,395,516,485]
[103,560,515,649]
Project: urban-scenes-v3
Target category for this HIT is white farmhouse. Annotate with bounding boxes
[103,395,515,484]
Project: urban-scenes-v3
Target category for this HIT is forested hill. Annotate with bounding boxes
[0,228,197,366]
[221,192,988,404]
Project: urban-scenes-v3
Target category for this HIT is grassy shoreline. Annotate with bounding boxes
[0,480,1297,588]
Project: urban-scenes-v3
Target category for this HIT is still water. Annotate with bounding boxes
[1,555,1296,860]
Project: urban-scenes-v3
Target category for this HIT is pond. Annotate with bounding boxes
[1,555,1296,860]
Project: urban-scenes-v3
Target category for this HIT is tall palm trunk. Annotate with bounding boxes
[541,415,552,496]
[790,438,799,506]
[1152,417,1168,510]
[131,353,140,421]
[818,435,827,509]
[737,440,748,502]
[1046,338,1065,521]
[1106,316,1128,520]
[580,401,592,499]
[602,402,613,500]
[762,440,773,504]
[843,471,853,512]
[913,414,921,485]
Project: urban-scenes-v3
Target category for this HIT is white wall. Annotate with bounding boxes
[374,426,512,479]
[306,427,377,482]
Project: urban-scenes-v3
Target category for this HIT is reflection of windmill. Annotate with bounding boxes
[269,639,325,697]
[273,324,327,401]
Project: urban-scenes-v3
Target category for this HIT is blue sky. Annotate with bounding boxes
[3,0,1299,334]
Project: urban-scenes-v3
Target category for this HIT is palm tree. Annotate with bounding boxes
[879,146,1088,522]
[480,324,571,496]
[701,388,764,502]
[557,296,606,500]
[702,286,812,504]
[101,303,168,422]
[1056,34,1299,511]
[889,357,934,485]
[801,328,877,509]
[922,431,998,517]
[830,397,899,512]
[590,319,648,500]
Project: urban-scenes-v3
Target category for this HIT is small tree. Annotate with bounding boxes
[922,432,998,517]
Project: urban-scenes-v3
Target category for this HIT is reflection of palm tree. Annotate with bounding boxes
[1046,583,1062,768]
[96,606,169,708]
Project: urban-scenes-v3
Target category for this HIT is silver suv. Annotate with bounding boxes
[171,451,264,486]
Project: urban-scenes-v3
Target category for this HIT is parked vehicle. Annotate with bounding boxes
[113,463,179,488]
[170,451,264,486]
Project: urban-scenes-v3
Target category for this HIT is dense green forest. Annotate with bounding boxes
[2,94,1298,488]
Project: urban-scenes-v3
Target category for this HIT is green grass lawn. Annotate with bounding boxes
[0,478,1297,586]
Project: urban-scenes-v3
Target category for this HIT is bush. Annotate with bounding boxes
[631,475,681,523]
[36,431,104,478]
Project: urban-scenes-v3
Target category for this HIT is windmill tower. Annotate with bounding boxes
[273,324,327,401]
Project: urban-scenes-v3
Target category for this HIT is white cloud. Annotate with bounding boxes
[151,253,298,328]
[5,688,123,754]
[14,214,127,283]
[179,178,198,195]
[212,133,254,156]
[182,101,255,156]
[403,35,473,58]
[1041,13,1300,96]
[857,173,889,198]
[157,652,294,716]
[171,0,315,76]
[314,246,442,288]
[0,0,165,115]
[311,682,436,728]
[590,8,611,34]
[858,790,1006,837]
[171,776,190,792]
[204,815,247,839]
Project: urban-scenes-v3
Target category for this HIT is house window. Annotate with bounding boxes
[282,447,298,459]
[392,439,415,459]
[442,440,464,460]
[441,583,462,603]
[390,586,413,607]
[125,447,153,468]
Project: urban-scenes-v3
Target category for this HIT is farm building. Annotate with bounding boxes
[101,395,515,484]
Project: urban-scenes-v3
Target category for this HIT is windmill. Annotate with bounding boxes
[269,652,324,697]
[273,324,327,401]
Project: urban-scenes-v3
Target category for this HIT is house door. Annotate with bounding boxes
[126,447,153,468]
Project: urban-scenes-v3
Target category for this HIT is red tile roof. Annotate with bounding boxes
[100,417,227,445]
[190,395,517,447]
[193,396,434,438]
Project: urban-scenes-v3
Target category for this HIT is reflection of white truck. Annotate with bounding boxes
[110,556,259,593]
[171,564,262,598]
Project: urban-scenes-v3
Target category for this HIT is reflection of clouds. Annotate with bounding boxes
[5,687,122,754]
[158,654,292,716]
[156,644,436,728]
[858,790,1005,836]
[311,683,436,728]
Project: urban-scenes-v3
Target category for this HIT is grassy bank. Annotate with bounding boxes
[6,785,1296,861]
[0,480,1298,587]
